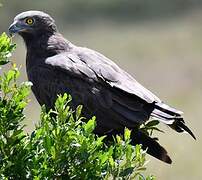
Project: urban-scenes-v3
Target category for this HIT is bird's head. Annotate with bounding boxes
[8,11,57,37]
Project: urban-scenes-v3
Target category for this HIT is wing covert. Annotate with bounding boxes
[45,46,161,103]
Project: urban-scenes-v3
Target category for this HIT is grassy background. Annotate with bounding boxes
[0,1,201,179]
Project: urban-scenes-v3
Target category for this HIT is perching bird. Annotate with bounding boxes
[9,11,195,164]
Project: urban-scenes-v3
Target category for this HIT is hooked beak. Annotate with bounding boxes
[8,21,23,37]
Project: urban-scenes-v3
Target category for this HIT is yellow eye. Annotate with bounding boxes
[25,18,34,25]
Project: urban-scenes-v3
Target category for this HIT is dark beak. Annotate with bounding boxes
[8,21,22,37]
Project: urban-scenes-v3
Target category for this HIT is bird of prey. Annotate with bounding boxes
[9,11,195,164]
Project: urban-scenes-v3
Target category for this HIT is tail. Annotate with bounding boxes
[131,130,172,164]
[151,102,196,140]
[103,129,172,164]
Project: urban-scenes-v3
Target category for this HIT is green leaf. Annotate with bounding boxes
[150,127,164,133]
[145,120,159,127]
[44,135,52,152]
[109,156,114,167]
[76,105,83,120]
[84,118,96,134]
[124,128,131,141]
[0,60,9,65]
[50,146,56,159]
[99,152,109,164]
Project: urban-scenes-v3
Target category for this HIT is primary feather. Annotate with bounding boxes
[9,11,195,164]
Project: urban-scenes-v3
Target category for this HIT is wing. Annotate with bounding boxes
[45,46,161,104]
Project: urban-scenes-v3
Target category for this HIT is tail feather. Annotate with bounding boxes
[152,102,196,140]
[169,120,196,140]
[154,102,183,116]
[131,130,172,164]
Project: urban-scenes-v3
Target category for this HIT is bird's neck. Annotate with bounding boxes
[23,32,73,71]
[22,32,72,58]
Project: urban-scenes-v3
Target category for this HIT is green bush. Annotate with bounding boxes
[0,33,155,179]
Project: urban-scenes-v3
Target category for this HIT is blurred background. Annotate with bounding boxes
[0,0,201,179]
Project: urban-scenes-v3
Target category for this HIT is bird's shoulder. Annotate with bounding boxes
[45,46,129,82]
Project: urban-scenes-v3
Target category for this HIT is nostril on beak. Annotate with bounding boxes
[8,22,21,37]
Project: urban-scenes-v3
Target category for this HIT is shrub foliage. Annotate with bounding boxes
[0,33,155,179]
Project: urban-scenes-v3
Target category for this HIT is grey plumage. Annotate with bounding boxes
[9,11,195,164]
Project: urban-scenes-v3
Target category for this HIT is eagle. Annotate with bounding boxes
[9,11,195,164]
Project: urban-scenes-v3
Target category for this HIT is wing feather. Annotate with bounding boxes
[45,47,161,104]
